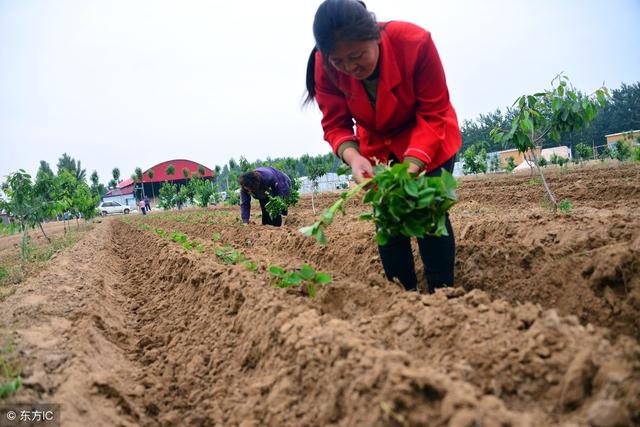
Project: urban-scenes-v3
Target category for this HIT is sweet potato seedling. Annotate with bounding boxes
[300,163,457,246]
[268,264,332,298]
[265,178,301,219]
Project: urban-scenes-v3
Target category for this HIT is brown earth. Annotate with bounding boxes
[1,162,639,426]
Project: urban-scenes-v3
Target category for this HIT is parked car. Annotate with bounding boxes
[98,201,131,216]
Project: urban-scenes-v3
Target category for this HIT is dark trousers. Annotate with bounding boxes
[377,156,456,293]
[258,199,287,227]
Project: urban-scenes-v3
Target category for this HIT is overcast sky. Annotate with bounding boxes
[1,0,639,185]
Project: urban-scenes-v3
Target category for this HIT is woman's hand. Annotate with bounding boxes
[342,148,373,183]
[407,162,421,174]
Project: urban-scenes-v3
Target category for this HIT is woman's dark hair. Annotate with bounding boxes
[304,0,379,105]
[238,171,261,192]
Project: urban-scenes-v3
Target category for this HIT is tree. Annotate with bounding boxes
[57,153,86,182]
[158,182,177,210]
[505,157,517,173]
[0,170,69,256]
[574,142,592,163]
[197,165,206,177]
[191,177,215,207]
[166,164,176,176]
[612,141,632,161]
[176,185,190,208]
[55,170,79,234]
[38,161,54,178]
[89,170,107,199]
[108,167,121,190]
[73,183,98,227]
[462,143,488,175]
[491,74,608,210]
[239,156,251,172]
[182,168,190,179]
[147,169,155,199]
[134,167,144,199]
[489,155,501,172]
[302,155,328,215]
[1,171,39,258]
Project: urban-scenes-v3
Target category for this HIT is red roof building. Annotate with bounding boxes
[104,159,215,204]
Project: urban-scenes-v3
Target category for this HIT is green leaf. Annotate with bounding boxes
[268,265,285,276]
[363,189,376,203]
[314,272,333,284]
[375,231,388,246]
[359,212,373,221]
[298,264,316,281]
[596,89,606,107]
[299,224,316,237]
[404,179,419,198]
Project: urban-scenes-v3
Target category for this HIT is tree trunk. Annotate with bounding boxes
[528,149,558,209]
[20,223,29,261]
[38,222,51,243]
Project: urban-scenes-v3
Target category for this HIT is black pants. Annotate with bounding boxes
[258,199,287,227]
[377,156,456,293]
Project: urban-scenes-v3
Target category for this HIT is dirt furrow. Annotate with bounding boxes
[117,220,640,426]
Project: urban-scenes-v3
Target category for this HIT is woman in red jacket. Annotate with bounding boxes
[305,0,462,293]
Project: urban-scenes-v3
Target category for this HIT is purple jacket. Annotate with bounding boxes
[240,167,291,223]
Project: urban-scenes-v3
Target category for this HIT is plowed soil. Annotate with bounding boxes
[2,163,639,426]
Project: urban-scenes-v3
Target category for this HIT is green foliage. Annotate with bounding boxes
[215,245,246,265]
[612,141,632,161]
[0,334,22,399]
[0,267,7,280]
[181,168,191,179]
[265,178,301,218]
[505,157,517,173]
[462,143,488,175]
[574,142,592,162]
[490,75,608,208]
[73,183,99,220]
[537,157,548,167]
[558,199,573,213]
[166,164,176,176]
[0,376,22,399]
[550,153,569,167]
[225,191,240,206]
[0,223,20,236]
[633,145,640,162]
[57,153,86,182]
[158,181,177,209]
[190,177,216,207]
[211,232,221,242]
[491,75,607,153]
[489,155,501,172]
[301,163,457,246]
[155,228,169,239]
[268,264,332,298]
[265,196,287,219]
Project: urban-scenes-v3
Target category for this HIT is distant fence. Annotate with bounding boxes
[299,173,350,193]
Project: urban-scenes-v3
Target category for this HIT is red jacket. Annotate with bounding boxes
[314,21,461,172]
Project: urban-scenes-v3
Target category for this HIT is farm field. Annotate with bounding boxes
[1,163,639,426]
